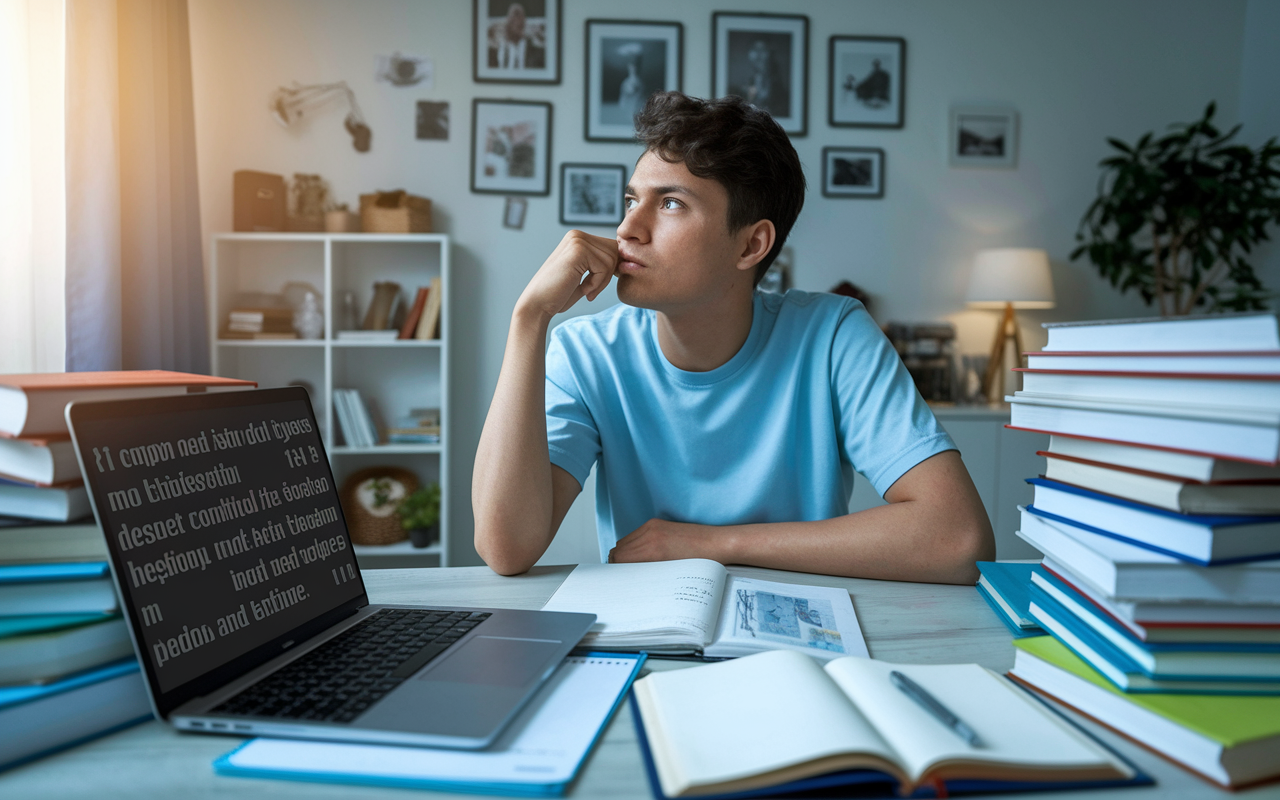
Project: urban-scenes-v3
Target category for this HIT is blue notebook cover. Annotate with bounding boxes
[1028,585,1280,692]
[975,562,1045,634]
[0,658,139,710]
[213,652,646,797]
[0,562,110,584]
[629,685,1152,798]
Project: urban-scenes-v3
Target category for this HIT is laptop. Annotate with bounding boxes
[65,386,595,749]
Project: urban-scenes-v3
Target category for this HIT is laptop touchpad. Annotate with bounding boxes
[420,636,562,687]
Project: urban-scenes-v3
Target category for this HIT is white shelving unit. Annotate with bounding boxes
[208,233,451,567]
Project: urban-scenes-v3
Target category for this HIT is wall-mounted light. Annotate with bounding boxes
[268,81,371,153]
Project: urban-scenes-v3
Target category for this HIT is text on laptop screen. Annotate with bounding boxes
[76,395,363,692]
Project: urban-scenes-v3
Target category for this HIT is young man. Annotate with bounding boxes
[473,92,993,583]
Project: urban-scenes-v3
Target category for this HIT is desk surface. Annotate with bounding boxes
[2,565,1275,799]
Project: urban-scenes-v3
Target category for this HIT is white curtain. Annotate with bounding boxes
[0,0,67,375]
[65,0,208,372]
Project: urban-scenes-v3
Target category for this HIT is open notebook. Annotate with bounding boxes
[541,559,867,661]
[632,650,1147,798]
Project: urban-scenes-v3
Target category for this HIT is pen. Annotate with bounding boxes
[889,670,983,748]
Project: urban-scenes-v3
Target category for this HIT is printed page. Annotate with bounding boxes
[219,654,639,787]
[634,649,901,798]
[541,559,726,648]
[705,576,869,661]
[824,658,1126,783]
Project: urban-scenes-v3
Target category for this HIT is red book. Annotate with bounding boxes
[398,287,430,339]
[0,371,257,438]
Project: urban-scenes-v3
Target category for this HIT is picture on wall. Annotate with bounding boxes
[473,0,561,84]
[828,36,905,128]
[949,107,1018,167]
[711,12,808,136]
[822,147,884,198]
[471,99,553,195]
[415,101,449,140]
[503,196,528,229]
[585,20,682,142]
[560,163,626,226]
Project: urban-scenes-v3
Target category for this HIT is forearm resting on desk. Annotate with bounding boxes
[609,451,994,585]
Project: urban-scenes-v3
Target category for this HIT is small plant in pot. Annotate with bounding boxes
[1072,103,1280,314]
[396,483,440,548]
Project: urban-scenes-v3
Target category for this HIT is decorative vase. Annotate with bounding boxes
[294,291,324,339]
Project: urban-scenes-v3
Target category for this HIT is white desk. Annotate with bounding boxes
[1,565,1275,798]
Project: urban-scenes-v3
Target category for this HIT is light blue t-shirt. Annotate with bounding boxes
[545,289,956,561]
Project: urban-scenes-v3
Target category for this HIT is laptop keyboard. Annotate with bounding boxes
[212,608,491,723]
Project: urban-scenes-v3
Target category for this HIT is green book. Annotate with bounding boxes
[1011,636,1280,788]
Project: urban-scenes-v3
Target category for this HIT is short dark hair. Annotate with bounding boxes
[634,91,805,285]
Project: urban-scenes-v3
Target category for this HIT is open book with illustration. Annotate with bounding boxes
[632,650,1144,798]
[541,559,867,661]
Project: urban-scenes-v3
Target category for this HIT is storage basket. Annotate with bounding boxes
[339,466,418,545]
[359,191,432,233]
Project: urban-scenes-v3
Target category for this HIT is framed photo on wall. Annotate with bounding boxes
[711,12,808,136]
[585,19,682,142]
[473,0,562,84]
[822,147,885,198]
[829,36,905,128]
[949,106,1018,168]
[560,163,626,226]
[471,99,553,195]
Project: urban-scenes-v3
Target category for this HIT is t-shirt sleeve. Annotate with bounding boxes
[830,304,957,497]
[544,324,602,488]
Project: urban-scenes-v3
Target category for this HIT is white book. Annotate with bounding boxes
[332,390,359,448]
[0,436,81,486]
[634,649,1133,798]
[1042,313,1279,353]
[1009,395,1280,464]
[1026,351,1280,374]
[1015,508,1280,604]
[1043,455,1280,515]
[0,480,91,522]
[1045,435,1280,483]
[0,521,107,564]
[541,559,868,661]
[1018,370,1280,411]
[348,390,380,447]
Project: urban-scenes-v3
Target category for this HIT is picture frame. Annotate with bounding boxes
[711,12,808,136]
[585,19,682,142]
[821,147,885,199]
[473,0,562,84]
[560,163,626,226]
[470,99,553,196]
[503,196,528,229]
[949,106,1018,168]
[828,36,905,128]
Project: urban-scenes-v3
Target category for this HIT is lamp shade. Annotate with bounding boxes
[965,248,1056,309]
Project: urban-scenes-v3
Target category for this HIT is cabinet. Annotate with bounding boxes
[208,233,451,567]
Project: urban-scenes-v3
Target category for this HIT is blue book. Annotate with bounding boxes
[214,652,645,797]
[0,562,117,616]
[1028,585,1280,694]
[0,612,115,640]
[0,658,150,772]
[974,562,1045,638]
[1027,478,1280,566]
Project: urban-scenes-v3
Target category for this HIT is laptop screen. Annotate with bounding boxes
[69,387,366,709]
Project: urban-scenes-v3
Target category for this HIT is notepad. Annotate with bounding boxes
[214,652,645,797]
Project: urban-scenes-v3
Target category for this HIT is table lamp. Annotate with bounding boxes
[965,248,1055,399]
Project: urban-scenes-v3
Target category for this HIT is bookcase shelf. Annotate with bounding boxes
[208,232,451,567]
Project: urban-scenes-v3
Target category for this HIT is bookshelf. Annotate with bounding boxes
[208,233,451,567]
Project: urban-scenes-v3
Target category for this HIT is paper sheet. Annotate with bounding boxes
[708,575,869,661]
[215,653,642,793]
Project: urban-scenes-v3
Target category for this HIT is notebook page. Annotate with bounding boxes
[541,559,726,645]
[706,575,869,660]
[635,649,898,797]
[217,654,640,788]
[825,658,1123,782]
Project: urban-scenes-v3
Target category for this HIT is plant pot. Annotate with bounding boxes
[407,524,438,549]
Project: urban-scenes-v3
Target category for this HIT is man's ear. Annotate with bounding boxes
[736,219,776,273]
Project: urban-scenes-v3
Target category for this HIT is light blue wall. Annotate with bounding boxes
[189,0,1260,564]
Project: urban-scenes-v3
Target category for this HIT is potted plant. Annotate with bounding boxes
[396,483,440,548]
[1071,103,1280,315]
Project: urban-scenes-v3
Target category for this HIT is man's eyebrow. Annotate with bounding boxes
[624,183,700,198]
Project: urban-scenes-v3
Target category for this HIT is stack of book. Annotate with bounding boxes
[0,370,255,771]
[222,307,297,339]
[999,313,1280,788]
[386,408,440,445]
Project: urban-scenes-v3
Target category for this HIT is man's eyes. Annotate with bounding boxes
[623,196,683,211]
[661,198,682,210]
